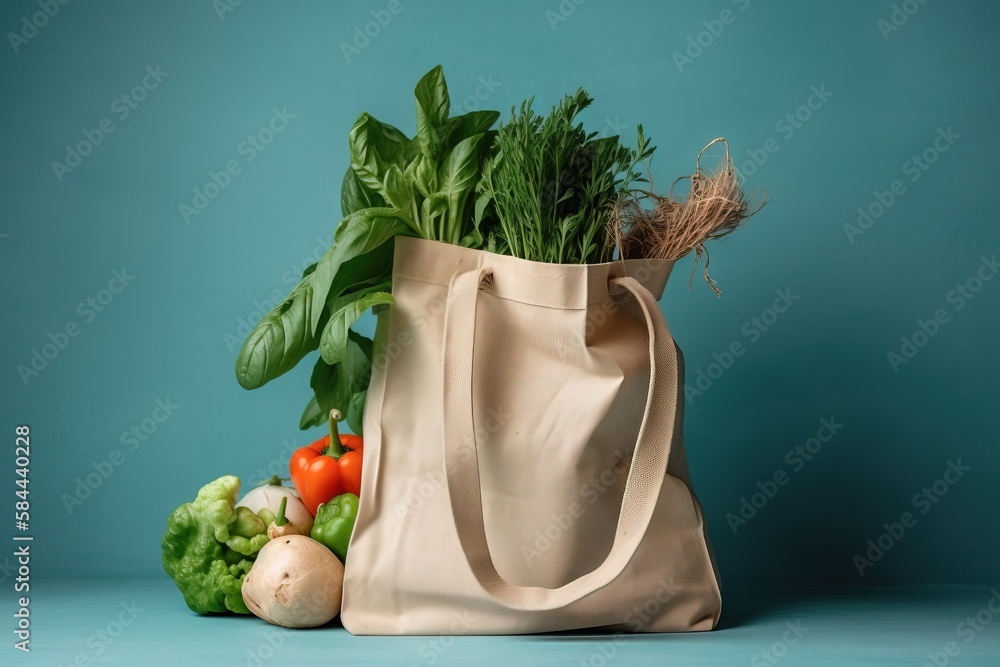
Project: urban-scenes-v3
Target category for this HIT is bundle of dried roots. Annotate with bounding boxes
[610,138,764,295]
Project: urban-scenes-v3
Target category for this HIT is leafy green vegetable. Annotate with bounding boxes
[414,65,450,161]
[161,476,272,615]
[307,209,413,336]
[349,113,416,193]
[320,291,394,365]
[477,89,649,264]
[341,167,386,216]
[305,331,374,430]
[345,389,367,435]
[236,65,500,432]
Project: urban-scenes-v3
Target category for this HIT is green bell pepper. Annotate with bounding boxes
[310,492,359,562]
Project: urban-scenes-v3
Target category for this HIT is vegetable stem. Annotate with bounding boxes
[275,497,288,527]
[258,475,287,488]
[323,409,347,458]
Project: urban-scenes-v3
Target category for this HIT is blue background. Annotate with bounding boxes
[2,0,998,596]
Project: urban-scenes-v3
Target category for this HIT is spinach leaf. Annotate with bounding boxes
[346,389,367,435]
[235,273,321,390]
[299,395,324,430]
[320,290,394,365]
[381,165,420,234]
[442,110,499,150]
[414,65,450,161]
[235,242,394,390]
[349,113,415,193]
[326,240,394,299]
[308,208,413,335]
[341,167,386,216]
[308,331,374,429]
[436,133,485,243]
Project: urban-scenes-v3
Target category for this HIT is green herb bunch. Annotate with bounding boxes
[476,90,653,264]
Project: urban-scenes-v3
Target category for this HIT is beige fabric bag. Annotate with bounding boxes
[341,236,721,635]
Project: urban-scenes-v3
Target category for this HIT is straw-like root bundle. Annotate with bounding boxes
[610,138,765,295]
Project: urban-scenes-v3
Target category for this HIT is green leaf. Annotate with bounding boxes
[436,133,484,242]
[325,278,391,322]
[437,133,484,199]
[349,328,375,367]
[349,113,414,193]
[381,165,420,235]
[408,153,438,199]
[442,110,499,150]
[326,241,394,299]
[341,167,386,217]
[320,291,394,365]
[458,227,483,248]
[474,190,491,227]
[308,208,413,335]
[235,274,322,390]
[346,389,367,435]
[299,395,324,430]
[309,333,374,422]
[413,65,450,160]
[419,194,448,240]
[309,358,343,423]
[235,240,396,391]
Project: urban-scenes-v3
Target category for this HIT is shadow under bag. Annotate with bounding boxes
[342,236,722,635]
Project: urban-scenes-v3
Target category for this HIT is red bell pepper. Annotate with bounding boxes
[290,409,363,515]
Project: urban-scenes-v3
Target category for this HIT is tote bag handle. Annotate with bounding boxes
[442,267,680,611]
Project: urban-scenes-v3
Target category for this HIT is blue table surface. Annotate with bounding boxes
[7,579,1000,666]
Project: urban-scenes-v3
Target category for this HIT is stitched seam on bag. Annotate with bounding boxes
[691,497,724,625]
[394,272,642,310]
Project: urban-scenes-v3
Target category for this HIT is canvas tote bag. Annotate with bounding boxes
[341,236,721,635]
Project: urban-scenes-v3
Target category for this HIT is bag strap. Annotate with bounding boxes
[442,267,679,611]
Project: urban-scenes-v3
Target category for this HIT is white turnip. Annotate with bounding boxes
[236,481,313,535]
